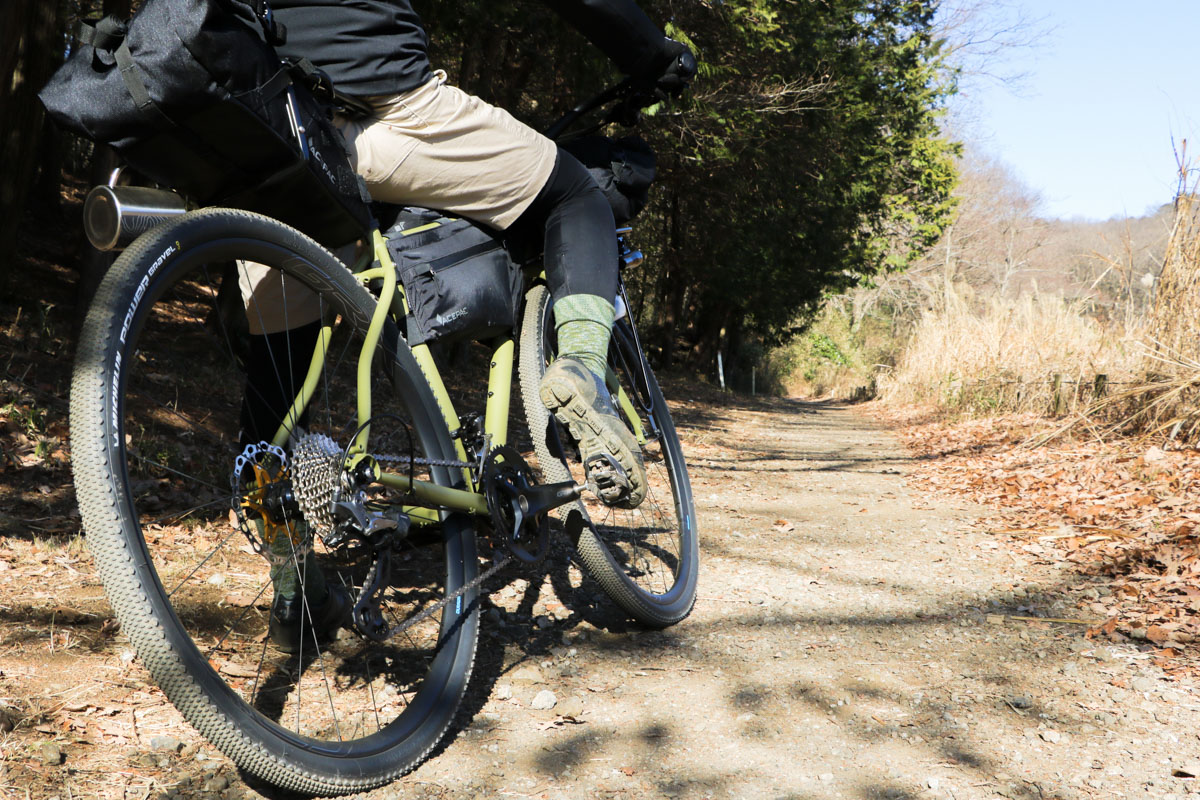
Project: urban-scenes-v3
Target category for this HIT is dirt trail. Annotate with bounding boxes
[6,397,1200,799]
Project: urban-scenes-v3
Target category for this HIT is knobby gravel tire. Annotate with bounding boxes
[70,209,479,794]
[518,283,698,627]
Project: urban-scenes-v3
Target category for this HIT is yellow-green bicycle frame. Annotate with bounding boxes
[262,225,644,523]
[264,221,648,522]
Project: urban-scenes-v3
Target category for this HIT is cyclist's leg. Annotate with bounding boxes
[508,154,647,507]
[236,261,339,646]
[510,149,620,379]
[340,72,643,504]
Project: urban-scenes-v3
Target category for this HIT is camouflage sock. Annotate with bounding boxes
[554,294,614,380]
[269,522,326,601]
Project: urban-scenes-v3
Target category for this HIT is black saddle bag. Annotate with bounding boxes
[385,208,522,345]
[38,0,370,247]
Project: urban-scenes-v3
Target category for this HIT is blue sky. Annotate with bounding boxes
[954,1,1199,221]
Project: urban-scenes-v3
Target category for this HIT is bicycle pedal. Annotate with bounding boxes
[583,453,632,505]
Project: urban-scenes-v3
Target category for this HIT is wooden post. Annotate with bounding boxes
[1093,374,1108,399]
[1051,373,1065,415]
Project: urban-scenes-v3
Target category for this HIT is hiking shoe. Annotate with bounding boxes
[269,583,351,655]
[539,357,646,509]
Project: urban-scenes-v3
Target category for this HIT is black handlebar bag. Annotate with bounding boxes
[562,135,656,223]
[38,0,371,248]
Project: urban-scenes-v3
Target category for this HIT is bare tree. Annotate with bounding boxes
[852,144,1047,329]
[936,0,1054,90]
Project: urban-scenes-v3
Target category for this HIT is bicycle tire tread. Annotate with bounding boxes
[517,284,698,628]
[70,208,477,794]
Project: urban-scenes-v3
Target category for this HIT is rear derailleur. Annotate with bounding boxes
[236,434,411,643]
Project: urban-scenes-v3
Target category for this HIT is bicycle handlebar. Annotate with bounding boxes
[544,76,646,141]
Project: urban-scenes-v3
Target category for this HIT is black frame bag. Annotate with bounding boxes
[385,208,521,345]
[38,0,370,247]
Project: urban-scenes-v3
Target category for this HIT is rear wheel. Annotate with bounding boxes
[70,209,478,794]
[519,283,698,627]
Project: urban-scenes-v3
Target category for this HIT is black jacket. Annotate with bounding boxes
[271,0,674,97]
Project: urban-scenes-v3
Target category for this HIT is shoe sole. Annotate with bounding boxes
[270,586,351,655]
[539,374,646,509]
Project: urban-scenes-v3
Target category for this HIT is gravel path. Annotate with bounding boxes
[14,397,1200,799]
[349,397,1199,800]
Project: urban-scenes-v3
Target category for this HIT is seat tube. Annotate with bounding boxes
[350,230,398,455]
[484,337,515,448]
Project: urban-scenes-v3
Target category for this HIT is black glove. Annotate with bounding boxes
[652,39,697,97]
[626,38,696,111]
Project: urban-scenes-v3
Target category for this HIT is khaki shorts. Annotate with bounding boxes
[241,70,556,334]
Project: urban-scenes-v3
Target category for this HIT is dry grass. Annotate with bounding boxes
[1065,187,1200,442]
[877,284,1141,415]
[1150,188,1200,360]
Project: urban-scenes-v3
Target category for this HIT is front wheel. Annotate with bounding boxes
[70,209,478,794]
[518,284,698,627]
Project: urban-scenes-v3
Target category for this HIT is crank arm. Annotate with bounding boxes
[518,480,584,519]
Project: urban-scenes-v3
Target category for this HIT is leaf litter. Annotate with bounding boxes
[884,406,1200,675]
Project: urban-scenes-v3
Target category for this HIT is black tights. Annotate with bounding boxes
[510,148,618,304]
[239,321,322,446]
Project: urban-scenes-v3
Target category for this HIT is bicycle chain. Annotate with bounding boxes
[386,552,514,639]
[375,453,477,470]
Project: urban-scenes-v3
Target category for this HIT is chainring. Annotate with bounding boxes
[482,445,550,564]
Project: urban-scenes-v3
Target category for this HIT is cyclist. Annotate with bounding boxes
[237,0,695,649]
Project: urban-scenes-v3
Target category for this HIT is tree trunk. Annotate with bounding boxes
[693,303,732,379]
[655,189,684,368]
[0,0,67,271]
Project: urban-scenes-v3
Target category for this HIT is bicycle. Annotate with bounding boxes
[69,79,698,794]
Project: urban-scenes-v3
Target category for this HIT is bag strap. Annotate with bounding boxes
[286,57,373,119]
[75,19,95,43]
[76,15,127,49]
[261,68,294,101]
[114,41,176,130]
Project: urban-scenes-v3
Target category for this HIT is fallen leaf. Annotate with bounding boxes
[1087,618,1118,639]
[217,661,260,679]
[1147,625,1171,644]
